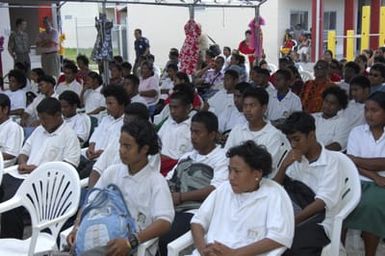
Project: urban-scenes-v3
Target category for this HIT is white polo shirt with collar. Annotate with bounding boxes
[342,100,366,130]
[158,117,192,160]
[207,90,234,118]
[63,113,90,142]
[218,105,247,133]
[83,86,106,115]
[312,112,350,151]
[286,148,345,238]
[55,80,82,96]
[20,122,80,166]
[225,122,290,177]
[0,118,23,157]
[267,90,302,121]
[166,146,228,188]
[347,124,385,182]
[89,114,124,151]
[191,180,294,256]
[4,89,26,111]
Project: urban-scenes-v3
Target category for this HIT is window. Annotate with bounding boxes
[290,11,309,30]
[324,11,337,30]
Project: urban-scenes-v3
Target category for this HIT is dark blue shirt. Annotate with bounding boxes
[134,37,150,59]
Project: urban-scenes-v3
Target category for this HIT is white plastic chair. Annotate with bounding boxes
[0,161,81,256]
[299,70,314,82]
[321,152,361,256]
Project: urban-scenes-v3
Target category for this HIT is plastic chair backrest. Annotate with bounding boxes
[16,161,81,255]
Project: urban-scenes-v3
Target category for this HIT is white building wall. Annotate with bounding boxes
[0,4,14,77]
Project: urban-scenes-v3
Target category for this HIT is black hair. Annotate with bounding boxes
[63,62,78,73]
[350,75,371,89]
[121,120,160,155]
[124,102,149,121]
[245,30,252,35]
[367,91,385,111]
[113,55,124,64]
[191,111,218,133]
[282,111,316,135]
[169,48,179,58]
[110,63,122,71]
[344,61,361,74]
[363,49,373,58]
[170,88,194,105]
[287,65,301,80]
[125,74,140,86]
[242,87,269,106]
[8,69,27,89]
[223,46,231,52]
[167,63,179,72]
[122,62,132,70]
[371,64,385,78]
[279,57,294,67]
[321,86,349,109]
[175,72,190,83]
[374,56,385,64]
[38,75,56,86]
[324,49,333,58]
[141,61,154,72]
[15,18,25,27]
[147,54,155,62]
[76,54,89,66]
[87,71,103,85]
[355,54,368,65]
[224,69,239,80]
[379,47,385,54]
[226,140,272,177]
[275,69,292,81]
[0,93,11,114]
[31,68,45,79]
[235,82,252,93]
[314,59,329,70]
[215,56,225,65]
[36,97,61,115]
[102,85,129,106]
[252,66,270,77]
[14,62,28,73]
[59,90,81,107]
[135,28,142,35]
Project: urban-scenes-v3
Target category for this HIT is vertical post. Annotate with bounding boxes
[380,6,385,46]
[343,0,354,57]
[327,30,336,57]
[254,6,260,64]
[102,2,109,86]
[189,5,195,20]
[346,30,354,61]
[360,6,370,52]
[370,0,380,50]
[75,17,79,56]
[311,0,323,62]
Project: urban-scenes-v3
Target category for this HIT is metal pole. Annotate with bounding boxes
[189,5,194,20]
[315,0,320,62]
[102,2,110,86]
[75,17,79,56]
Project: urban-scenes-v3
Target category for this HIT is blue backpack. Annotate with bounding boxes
[75,184,137,255]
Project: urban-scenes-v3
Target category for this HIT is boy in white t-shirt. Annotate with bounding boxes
[122,74,148,106]
[80,71,106,119]
[0,94,23,161]
[4,69,27,117]
[55,62,82,96]
[0,97,80,238]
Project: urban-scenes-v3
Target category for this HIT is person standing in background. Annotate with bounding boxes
[8,18,30,71]
[133,28,150,76]
[36,17,60,78]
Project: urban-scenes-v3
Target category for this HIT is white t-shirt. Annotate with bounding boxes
[83,86,106,116]
[95,162,174,232]
[0,118,23,157]
[286,148,345,237]
[191,180,294,256]
[166,146,228,188]
[20,122,80,166]
[207,90,233,118]
[158,117,192,160]
[131,94,148,106]
[218,105,247,133]
[313,112,350,151]
[4,89,26,111]
[342,100,366,130]
[139,75,160,106]
[55,80,82,96]
[225,122,290,177]
[267,90,302,121]
[63,113,90,143]
[89,115,123,151]
[347,124,385,181]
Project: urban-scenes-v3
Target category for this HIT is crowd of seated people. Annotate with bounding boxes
[0,40,385,256]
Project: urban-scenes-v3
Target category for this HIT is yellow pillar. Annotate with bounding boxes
[361,6,370,52]
[380,6,385,46]
[328,30,336,57]
[346,30,355,61]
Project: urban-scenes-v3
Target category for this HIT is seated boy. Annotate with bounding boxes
[274,112,346,255]
[158,90,194,176]
[225,87,289,177]
[250,66,276,99]
[158,111,228,255]
[0,97,80,238]
[122,74,148,106]
[4,69,27,117]
[55,62,82,96]
[368,63,385,93]
[0,94,23,162]
[80,71,106,120]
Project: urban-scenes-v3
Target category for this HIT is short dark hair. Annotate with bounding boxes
[87,71,103,85]
[0,93,11,114]
[355,54,368,65]
[113,55,124,64]
[282,112,316,135]
[124,102,149,121]
[226,140,272,177]
[322,86,349,109]
[223,46,231,52]
[368,91,385,111]
[235,82,252,93]
[8,69,27,89]
[167,63,178,72]
[31,68,45,79]
[350,75,371,89]
[121,120,160,155]
[135,28,142,35]
[170,89,194,106]
[63,62,78,73]
[76,54,89,66]
[175,72,190,83]
[252,66,270,77]
[224,69,239,80]
[374,56,385,64]
[371,64,385,78]
[191,111,218,133]
[245,29,252,35]
[125,74,140,86]
[110,63,122,72]
[121,62,132,70]
[36,97,61,115]
[38,75,56,86]
[344,61,361,74]
[242,87,269,106]
[59,90,81,107]
[14,62,28,73]
[15,18,25,27]
[275,69,292,81]
[102,85,129,106]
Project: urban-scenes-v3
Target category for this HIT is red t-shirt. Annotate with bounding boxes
[238,41,255,65]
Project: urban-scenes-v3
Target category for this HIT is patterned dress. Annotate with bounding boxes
[179,20,201,75]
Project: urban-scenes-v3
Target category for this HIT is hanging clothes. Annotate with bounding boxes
[91,14,113,62]
[248,16,265,61]
[179,19,201,76]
